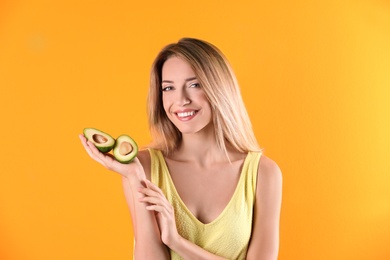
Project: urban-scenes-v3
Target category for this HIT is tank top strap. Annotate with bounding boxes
[149,148,176,202]
[241,151,262,201]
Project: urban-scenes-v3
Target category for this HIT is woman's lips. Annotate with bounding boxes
[175,110,198,121]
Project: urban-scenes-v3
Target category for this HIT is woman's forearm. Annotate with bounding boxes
[167,236,228,260]
[122,176,170,259]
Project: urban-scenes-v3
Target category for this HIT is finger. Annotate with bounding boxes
[146,203,174,220]
[145,180,166,196]
[138,189,172,213]
[138,186,161,199]
[79,134,111,166]
[79,134,92,152]
[79,134,96,154]
[86,141,107,164]
[138,184,168,203]
[79,134,86,142]
[145,204,166,214]
[79,134,100,160]
[139,196,163,205]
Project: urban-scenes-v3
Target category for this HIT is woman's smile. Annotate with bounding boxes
[175,110,198,121]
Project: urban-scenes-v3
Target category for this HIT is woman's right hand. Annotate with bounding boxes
[79,134,146,181]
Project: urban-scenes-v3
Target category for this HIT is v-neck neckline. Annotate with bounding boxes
[157,151,251,226]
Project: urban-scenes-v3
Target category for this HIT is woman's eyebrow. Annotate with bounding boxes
[185,77,197,82]
[162,79,173,83]
[162,77,197,84]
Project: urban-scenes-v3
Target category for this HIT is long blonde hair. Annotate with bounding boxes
[147,38,260,155]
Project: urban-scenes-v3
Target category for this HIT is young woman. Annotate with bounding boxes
[79,38,282,260]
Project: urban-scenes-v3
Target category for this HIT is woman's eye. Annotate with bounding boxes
[162,86,173,91]
[189,83,200,88]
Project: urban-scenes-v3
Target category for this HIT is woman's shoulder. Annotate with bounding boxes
[257,154,282,185]
[254,154,283,222]
[138,148,152,158]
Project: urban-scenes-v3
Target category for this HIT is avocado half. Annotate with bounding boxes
[83,128,115,153]
[113,134,138,164]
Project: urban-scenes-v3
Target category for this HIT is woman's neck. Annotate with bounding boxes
[169,130,243,167]
[168,129,219,163]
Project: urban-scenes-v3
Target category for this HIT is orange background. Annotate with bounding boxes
[1,0,389,259]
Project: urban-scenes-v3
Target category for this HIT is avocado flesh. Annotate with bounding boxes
[113,135,138,163]
[83,128,115,153]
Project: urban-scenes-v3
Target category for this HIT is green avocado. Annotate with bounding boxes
[113,134,138,164]
[83,128,115,153]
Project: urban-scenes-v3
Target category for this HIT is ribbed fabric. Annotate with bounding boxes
[149,148,261,260]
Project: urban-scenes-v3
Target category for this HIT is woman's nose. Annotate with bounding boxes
[177,89,191,105]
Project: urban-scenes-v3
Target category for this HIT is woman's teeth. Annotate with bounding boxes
[177,111,195,118]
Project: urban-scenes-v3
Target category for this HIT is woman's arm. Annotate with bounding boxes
[79,135,169,259]
[246,155,283,260]
[122,150,170,259]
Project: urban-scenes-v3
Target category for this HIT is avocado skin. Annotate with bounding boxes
[83,128,115,153]
[113,134,138,164]
[94,144,114,153]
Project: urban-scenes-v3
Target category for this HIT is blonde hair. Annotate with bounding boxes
[147,38,260,155]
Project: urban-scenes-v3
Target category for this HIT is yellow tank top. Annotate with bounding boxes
[149,148,261,260]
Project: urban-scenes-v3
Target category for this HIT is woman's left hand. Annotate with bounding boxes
[138,180,180,247]
[138,180,229,259]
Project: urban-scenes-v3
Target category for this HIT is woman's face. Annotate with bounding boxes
[161,56,212,135]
